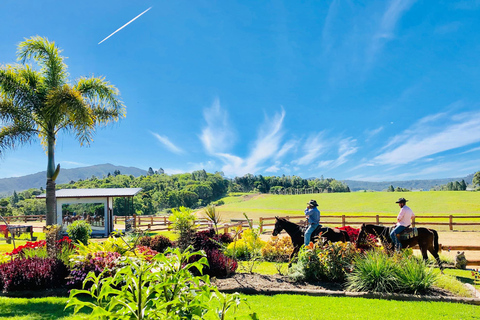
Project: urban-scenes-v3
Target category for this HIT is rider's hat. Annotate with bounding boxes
[307,200,318,207]
[395,198,408,203]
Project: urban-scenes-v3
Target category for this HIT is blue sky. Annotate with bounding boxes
[1,0,480,181]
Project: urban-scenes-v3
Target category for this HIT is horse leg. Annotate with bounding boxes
[288,246,300,267]
[427,245,443,273]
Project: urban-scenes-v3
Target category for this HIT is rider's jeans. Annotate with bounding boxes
[390,225,406,251]
[304,223,319,246]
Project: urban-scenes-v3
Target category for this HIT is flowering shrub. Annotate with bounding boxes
[68,251,123,287]
[261,236,294,262]
[6,236,73,256]
[289,241,359,283]
[225,229,266,260]
[138,235,152,247]
[0,257,68,292]
[67,220,92,245]
[135,245,159,261]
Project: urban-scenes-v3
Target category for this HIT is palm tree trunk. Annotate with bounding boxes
[46,135,56,226]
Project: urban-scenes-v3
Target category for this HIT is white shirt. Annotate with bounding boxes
[397,205,415,227]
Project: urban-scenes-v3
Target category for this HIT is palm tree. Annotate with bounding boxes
[0,36,125,225]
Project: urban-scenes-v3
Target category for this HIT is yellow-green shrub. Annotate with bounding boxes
[261,236,294,262]
[225,229,266,260]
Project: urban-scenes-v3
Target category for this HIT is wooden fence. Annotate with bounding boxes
[113,215,252,234]
[259,214,480,232]
[2,215,46,223]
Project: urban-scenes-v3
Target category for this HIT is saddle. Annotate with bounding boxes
[392,226,418,241]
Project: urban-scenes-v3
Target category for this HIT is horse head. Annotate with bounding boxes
[272,216,284,236]
[356,223,367,247]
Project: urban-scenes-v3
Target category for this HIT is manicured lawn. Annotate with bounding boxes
[0,297,89,320]
[233,294,480,320]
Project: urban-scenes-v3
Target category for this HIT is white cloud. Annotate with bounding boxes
[200,98,235,154]
[151,132,185,154]
[201,104,287,177]
[294,132,326,166]
[367,0,416,64]
[365,126,384,139]
[276,140,297,159]
[461,146,480,154]
[374,110,480,165]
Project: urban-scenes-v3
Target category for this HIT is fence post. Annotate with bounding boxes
[376,215,380,225]
[449,215,453,231]
[259,218,264,233]
[133,214,137,229]
[342,215,346,227]
[412,216,415,227]
[164,216,167,225]
[150,216,154,226]
[40,215,43,222]
[224,224,229,234]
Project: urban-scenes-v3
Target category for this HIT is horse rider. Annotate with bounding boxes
[304,199,321,246]
[390,197,415,251]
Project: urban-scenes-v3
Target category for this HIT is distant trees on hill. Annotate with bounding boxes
[431,179,468,191]
[231,174,350,194]
[386,185,410,192]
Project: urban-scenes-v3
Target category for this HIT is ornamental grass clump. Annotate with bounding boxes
[347,249,436,294]
[394,255,437,294]
[347,249,398,293]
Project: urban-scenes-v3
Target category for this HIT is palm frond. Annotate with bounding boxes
[0,65,39,109]
[0,122,37,151]
[46,85,94,145]
[17,36,68,88]
[75,76,126,122]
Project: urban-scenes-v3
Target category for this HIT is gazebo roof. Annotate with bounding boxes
[36,188,142,199]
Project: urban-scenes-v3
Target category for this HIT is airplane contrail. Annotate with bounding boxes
[98,7,152,45]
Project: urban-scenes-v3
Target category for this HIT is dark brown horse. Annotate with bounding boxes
[272,217,350,262]
[356,224,442,268]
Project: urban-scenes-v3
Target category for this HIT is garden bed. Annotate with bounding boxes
[213,273,480,305]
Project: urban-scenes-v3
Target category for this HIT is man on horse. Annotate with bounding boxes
[390,197,415,251]
[304,199,320,246]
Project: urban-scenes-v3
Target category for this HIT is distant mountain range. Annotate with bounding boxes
[0,163,147,196]
[0,163,475,195]
[342,174,474,192]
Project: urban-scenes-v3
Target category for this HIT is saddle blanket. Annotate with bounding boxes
[397,227,418,240]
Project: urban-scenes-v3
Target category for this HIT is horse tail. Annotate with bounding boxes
[432,229,439,253]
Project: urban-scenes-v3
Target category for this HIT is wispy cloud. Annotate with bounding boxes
[367,0,416,64]
[60,161,89,167]
[200,98,236,154]
[218,109,286,176]
[151,132,185,154]
[293,132,326,166]
[374,110,480,165]
[365,126,384,139]
[200,103,287,177]
[98,7,152,44]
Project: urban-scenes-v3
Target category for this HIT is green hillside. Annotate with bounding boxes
[217,191,480,221]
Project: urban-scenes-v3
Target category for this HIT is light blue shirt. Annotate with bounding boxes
[305,207,320,224]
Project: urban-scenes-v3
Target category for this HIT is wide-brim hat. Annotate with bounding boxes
[395,198,408,203]
[307,200,318,207]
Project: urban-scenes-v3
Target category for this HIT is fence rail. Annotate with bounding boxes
[259,214,480,232]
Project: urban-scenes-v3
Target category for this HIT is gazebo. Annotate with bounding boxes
[37,188,142,237]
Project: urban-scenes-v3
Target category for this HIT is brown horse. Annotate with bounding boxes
[272,217,350,262]
[356,224,442,268]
